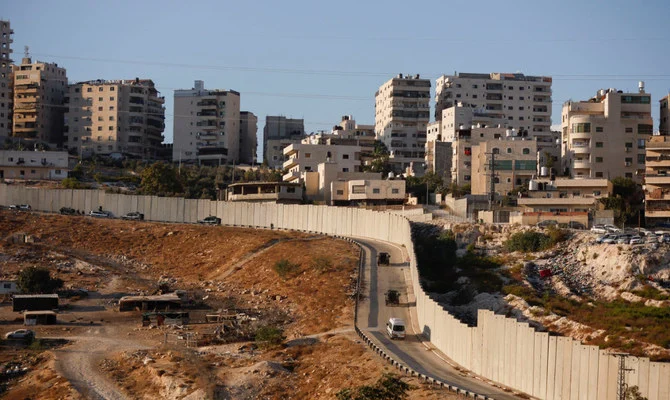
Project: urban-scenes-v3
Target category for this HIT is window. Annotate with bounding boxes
[110,86,115,91]
[98,106,103,111]
[508,116,513,120]
[109,126,113,131]
[98,97,103,101]
[352,185,365,194]
[595,142,604,148]
[342,168,349,172]
[372,188,380,194]
[621,96,650,104]
[625,172,633,178]
[3,283,10,289]
[594,190,601,196]
[31,170,36,174]
[109,106,114,111]
[97,126,102,131]
[638,139,646,149]
[596,127,603,132]
[109,116,114,121]
[392,188,399,194]
[472,94,478,99]
[99,87,103,91]
[110,97,114,101]
[637,154,645,164]
[492,148,500,154]
[507,148,512,154]
[638,124,653,134]
[508,106,513,110]
[464,175,471,181]
[519,106,524,110]
[625,127,633,133]
[572,123,591,133]
[595,172,603,178]
[625,142,633,148]
[305,153,311,158]
[573,191,580,196]
[595,157,603,163]
[87,88,92,92]
[343,154,349,159]
[336,190,344,195]
[509,96,514,100]
[522,148,530,155]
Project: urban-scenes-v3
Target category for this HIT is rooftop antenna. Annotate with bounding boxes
[24,45,29,59]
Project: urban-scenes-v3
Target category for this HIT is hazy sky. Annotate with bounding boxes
[3,0,669,153]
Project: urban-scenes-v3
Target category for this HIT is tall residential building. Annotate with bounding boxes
[0,21,13,138]
[470,137,538,196]
[65,79,165,159]
[660,94,669,136]
[239,111,258,164]
[561,85,652,182]
[12,57,67,144]
[375,74,430,172]
[173,80,240,165]
[434,72,553,134]
[644,136,670,227]
[263,116,305,168]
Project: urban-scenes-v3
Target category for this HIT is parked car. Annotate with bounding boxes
[89,210,112,218]
[537,220,558,228]
[568,221,586,230]
[60,207,76,215]
[198,216,221,225]
[4,329,35,340]
[629,236,645,245]
[602,235,619,244]
[121,212,144,221]
[591,225,607,234]
[596,234,616,244]
[604,225,621,233]
[646,234,659,243]
[616,235,632,244]
[8,204,31,211]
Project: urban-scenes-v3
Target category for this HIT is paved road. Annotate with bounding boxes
[354,237,522,400]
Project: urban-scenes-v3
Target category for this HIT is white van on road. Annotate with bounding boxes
[386,317,406,340]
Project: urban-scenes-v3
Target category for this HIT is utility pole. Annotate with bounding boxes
[611,353,634,400]
[487,151,496,211]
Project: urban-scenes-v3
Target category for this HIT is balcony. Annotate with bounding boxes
[645,175,670,185]
[283,157,299,170]
[197,111,217,117]
[645,210,670,218]
[282,170,301,182]
[573,159,591,169]
[572,146,590,155]
[570,132,592,140]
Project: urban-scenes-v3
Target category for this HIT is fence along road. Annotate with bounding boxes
[2,184,670,400]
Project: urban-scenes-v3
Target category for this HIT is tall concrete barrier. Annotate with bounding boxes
[1,184,669,399]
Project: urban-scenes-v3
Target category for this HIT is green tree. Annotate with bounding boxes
[599,177,644,226]
[139,162,183,195]
[364,141,393,176]
[626,386,648,400]
[336,374,412,400]
[17,267,63,294]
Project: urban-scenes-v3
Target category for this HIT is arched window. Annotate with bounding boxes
[492,147,500,154]
[522,148,530,155]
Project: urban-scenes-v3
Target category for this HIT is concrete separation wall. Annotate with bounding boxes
[1,184,669,400]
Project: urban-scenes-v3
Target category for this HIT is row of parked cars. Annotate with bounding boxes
[595,230,670,245]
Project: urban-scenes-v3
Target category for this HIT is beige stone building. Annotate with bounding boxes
[470,138,538,196]
[173,80,240,165]
[282,142,362,182]
[330,175,405,206]
[561,86,652,182]
[65,79,165,159]
[13,57,67,144]
[375,74,430,172]
[518,178,612,213]
[224,182,302,203]
[239,111,258,164]
[434,72,552,134]
[660,94,669,136]
[0,21,12,138]
[0,150,71,180]
[303,116,376,166]
[263,116,305,168]
[644,136,670,226]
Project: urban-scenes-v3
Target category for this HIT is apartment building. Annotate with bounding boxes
[0,149,71,180]
[374,74,430,172]
[12,57,67,144]
[561,85,652,182]
[0,21,12,138]
[263,116,305,168]
[239,111,258,164]
[303,116,376,166]
[65,79,165,159]
[434,72,553,134]
[518,178,612,213]
[331,175,405,206]
[660,95,669,136]
[173,80,240,165]
[644,136,670,227]
[283,142,362,182]
[470,137,538,196]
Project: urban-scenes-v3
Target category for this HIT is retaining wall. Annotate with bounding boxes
[1,184,668,400]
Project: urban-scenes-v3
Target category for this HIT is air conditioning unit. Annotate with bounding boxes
[625,162,632,167]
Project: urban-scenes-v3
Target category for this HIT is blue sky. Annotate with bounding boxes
[3,0,669,155]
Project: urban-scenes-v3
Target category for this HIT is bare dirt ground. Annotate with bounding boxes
[0,211,455,399]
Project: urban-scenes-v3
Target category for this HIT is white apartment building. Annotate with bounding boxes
[375,74,430,172]
[173,80,240,165]
[470,137,538,196]
[644,136,670,226]
[518,178,613,213]
[65,79,165,159]
[0,21,12,138]
[0,149,70,180]
[283,142,362,182]
[239,111,258,164]
[13,57,67,144]
[434,72,552,134]
[561,85,653,182]
[263,116,305,169]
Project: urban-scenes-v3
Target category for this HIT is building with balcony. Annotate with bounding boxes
[644,136,670,226]
[434,72,553,134]
[239,111,258,165]
[263,115,305,168]
[0,21,13,139]
[224,181,302,204]
[65,78,165,159]
[330,175,405,206]
[0,150,71,180]
[375,74,430,173]
[302,116,376,166]
[282,142,362,183]
[173,80,240,165]
[12,57,67,144]
[470,137,538,196]
[561,85,652,183]
[660,94,669,136]
[518,178,612,213]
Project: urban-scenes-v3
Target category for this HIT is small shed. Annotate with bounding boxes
[12,294,59,312]
[142,311,189,326]
[119,293,182,312]
[0,280,18,295]
[24,310,57,325]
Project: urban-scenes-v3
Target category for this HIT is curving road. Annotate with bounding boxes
[354,237,522,400]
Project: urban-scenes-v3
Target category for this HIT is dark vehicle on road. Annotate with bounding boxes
[4,329,35,341]
[121,211,144,221]
[9,204,31,211]
[385,289,400,306]
[198,216,221,225]
[60,207,76,215]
